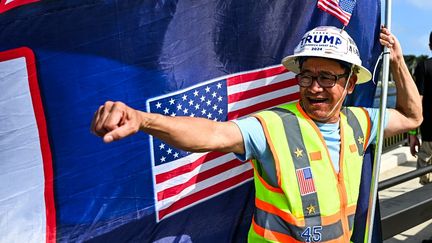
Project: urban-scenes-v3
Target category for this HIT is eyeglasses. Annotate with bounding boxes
[295,72,350,88]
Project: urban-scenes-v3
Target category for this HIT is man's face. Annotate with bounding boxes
[299,57,356,123]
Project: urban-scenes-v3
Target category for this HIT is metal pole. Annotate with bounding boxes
[365,0,392,242]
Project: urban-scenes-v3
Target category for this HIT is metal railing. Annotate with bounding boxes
[379,169,432,239]
[378,131,432,239]
[382,132,407,153]
[379,165,432,191]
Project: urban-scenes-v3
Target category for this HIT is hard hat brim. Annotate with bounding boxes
[281,54,372,85]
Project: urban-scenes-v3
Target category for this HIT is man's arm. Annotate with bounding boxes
[379,27,423,138]
[91,101,245,154]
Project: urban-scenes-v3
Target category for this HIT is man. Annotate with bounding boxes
[92,26,421,242]
[409,31,432,185]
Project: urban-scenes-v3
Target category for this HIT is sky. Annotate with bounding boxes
[390,0,432,56]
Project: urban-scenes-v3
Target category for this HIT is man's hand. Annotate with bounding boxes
[91,101,143,143]
[408,134,420,156]
[379,26,403,64]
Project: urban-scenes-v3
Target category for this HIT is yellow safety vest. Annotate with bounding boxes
[248,102,371,243]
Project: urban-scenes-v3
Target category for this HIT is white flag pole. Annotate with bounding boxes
[365,0,392,242]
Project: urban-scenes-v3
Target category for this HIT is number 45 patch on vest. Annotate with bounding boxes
[296,167,316,195]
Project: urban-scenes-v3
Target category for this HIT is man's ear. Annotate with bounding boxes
[346,75,357,94]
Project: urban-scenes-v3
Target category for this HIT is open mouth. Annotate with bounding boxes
[307,97,329,104]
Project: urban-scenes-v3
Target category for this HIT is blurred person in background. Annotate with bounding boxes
[409,31,432,185]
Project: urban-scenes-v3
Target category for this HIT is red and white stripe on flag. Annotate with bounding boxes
[148,65,300,221]
[0,47,56,242]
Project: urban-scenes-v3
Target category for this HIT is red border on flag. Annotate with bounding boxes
[0,0,39,14]
[0,47,56,243]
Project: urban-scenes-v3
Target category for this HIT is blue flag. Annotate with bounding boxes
[0,0,381,242]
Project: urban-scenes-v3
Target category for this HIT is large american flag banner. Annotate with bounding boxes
[317,0,357,26]
[0,0,382,241]
[148,65,299,221]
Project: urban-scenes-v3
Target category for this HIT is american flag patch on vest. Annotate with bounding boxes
[296,167,316,195]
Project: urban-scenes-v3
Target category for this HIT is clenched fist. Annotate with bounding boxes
[91,101,143,143]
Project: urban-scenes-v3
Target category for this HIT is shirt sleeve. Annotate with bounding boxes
[232,117,269,161]
[364,107,390,147]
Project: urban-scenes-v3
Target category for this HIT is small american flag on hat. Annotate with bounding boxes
[296,167,316,195]
[317,0,356,26]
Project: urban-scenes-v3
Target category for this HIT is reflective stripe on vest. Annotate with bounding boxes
[341,107,371,156]
[250,213,355,243]
[270,107,322,227]
[254,207,343,241]
[340,106,371,208]
[249,102,369,242]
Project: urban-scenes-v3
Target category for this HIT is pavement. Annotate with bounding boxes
[379,145,432,242]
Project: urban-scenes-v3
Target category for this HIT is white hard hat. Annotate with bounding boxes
[282,26,372,84]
